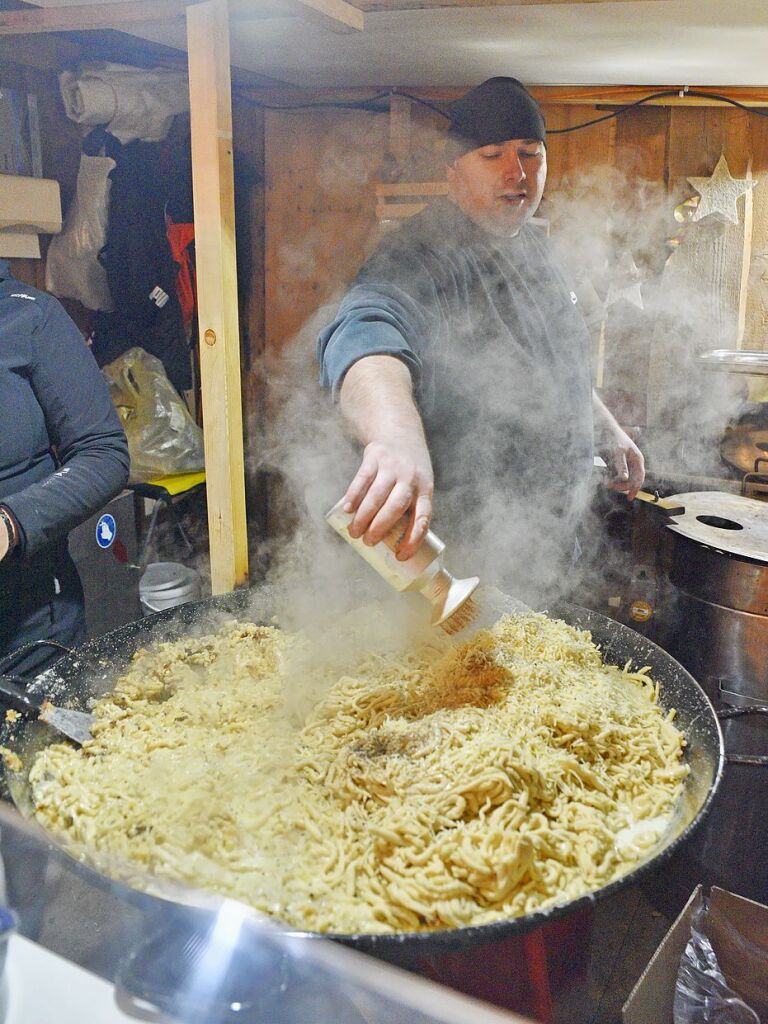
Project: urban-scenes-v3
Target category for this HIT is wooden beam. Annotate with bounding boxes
[230,0,363,31]
[0,32,79,66]
[241,85,768,108]
[0,0,361,37]
[280,0,363,32]
[186,0,249,593]
[532,85,768,107]
[356,0,669,9]
[737,161,754,348]
[377,200,429,219]
[388,94,412,163]
[375,181,447,196]
[0,1,186,34]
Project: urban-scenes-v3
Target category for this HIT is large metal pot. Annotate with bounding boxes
[658,491,768,707]
[0,592,723,959]
[637,491,768,906]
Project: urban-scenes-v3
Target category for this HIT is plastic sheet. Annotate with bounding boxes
[44,153,114,311]
[103,347,204,483]
[673,891,762,1023]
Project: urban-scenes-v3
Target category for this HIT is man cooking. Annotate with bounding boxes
[317,77,644,606]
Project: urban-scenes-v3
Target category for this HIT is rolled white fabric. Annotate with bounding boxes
[60,71,118,125]
[59,62,189,144]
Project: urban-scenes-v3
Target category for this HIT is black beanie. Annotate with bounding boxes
[447,77,546,154]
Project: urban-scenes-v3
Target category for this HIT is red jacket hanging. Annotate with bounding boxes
[166,217,196,332]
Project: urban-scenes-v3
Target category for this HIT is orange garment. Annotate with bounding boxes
[166,218,196,332]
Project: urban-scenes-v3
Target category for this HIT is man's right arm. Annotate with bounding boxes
[339,355,433,560]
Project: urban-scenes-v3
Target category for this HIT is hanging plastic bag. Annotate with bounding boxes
[103,347,204,483]
[673,890,763,1023]
[45,153,115,311]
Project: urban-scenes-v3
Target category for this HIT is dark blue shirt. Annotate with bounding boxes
[317,201,596,600]
[319,201,593,500]
[0,261,129,596]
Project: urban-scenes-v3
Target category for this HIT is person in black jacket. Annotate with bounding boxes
[0,260,130,676]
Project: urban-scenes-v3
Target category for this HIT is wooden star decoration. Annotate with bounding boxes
[687,154,756,225]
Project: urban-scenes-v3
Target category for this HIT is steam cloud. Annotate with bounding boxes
[248,134,756,640]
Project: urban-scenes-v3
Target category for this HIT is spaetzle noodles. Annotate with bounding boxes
[28,612,688,933]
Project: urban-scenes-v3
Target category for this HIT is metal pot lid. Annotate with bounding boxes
[666,491,768,562]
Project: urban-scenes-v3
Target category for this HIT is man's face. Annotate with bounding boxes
[446,139,547,237]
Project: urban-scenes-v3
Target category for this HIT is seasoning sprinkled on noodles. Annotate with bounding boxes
[28,612,688,933]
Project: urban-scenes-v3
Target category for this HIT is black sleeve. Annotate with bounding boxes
[3,296,130,556]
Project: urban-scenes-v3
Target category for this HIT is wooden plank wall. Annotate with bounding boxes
[5,68,768,469]
[263,106,391,354]
[257,96,768,435]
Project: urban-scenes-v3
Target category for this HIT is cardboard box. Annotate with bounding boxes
[0,172,61,259]
[623,886,768,1023]
[0,173,61,234]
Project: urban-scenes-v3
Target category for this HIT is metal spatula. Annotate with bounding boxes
[0,675,94,745]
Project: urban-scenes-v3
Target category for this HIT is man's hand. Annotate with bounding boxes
[593,391,645,501]
[603,431,645,501]
[343,437,434,560]
[339,355,434,560]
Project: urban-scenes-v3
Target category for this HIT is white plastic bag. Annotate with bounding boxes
[45,153,114,311]
[103,347,204,483]
[673,892,762,1024]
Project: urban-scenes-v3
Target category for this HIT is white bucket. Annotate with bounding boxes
[139,561,201,616]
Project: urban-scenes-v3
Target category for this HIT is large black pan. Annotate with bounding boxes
[0,593,723,959]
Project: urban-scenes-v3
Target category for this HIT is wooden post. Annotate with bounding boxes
[388,94,412,166]
[186,0,249,592]
[737,160,754,349]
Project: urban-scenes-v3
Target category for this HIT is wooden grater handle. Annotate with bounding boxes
[634,490,686,516]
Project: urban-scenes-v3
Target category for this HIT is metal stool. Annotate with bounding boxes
[129,470,206,567]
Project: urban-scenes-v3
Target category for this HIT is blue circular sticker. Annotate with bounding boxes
[95,513,117,549]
